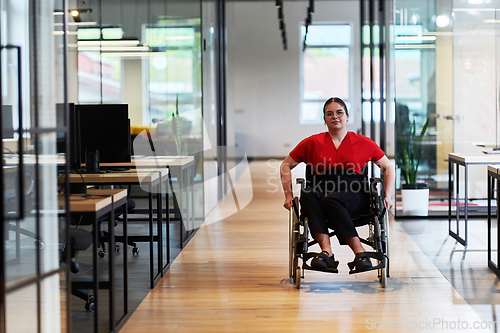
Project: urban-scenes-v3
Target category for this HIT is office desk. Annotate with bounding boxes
[448,153,500,246]
[69,170,168,289]
[101,156,195,248]
[7,154,196,245]
[86,188,129,331]
[487,165,500,277]
[65,194,112,333]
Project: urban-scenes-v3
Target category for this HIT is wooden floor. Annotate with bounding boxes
[121,161,491,332]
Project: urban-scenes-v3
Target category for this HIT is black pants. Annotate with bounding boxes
[300,187,370,245]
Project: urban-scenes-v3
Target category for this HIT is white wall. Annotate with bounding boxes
[226,0,361,158]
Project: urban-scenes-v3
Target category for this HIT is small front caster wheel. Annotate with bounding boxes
[295,267,301,289]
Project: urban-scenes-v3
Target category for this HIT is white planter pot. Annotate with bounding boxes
[401,188,429,216]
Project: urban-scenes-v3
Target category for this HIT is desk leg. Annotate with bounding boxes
[464,164,469,246]
[92,214,99,332]
[488,175,492,263]
[157,181,162,277]
[191,163,195,235]
[449,160,452,234]
[123,201,128,317]
[180,166,184,249]
[149,189,154,289]
[108,205,116,331]
[456,164,460,240]
[497,179,499,268]
[162,175,170,274]
[488,174,500,277]
[166,185,170,269]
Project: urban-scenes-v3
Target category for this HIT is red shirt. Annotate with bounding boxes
[289,131,385,175]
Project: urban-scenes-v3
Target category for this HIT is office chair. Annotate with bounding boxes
[62,227,96,311]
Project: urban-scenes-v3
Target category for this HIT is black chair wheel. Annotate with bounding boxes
[98,250,106,258]
[132,247,140,255]
[85,296,95,312]
[114,244,121,252]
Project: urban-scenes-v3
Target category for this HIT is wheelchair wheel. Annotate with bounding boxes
[289,197,303,287]
[295,267,301,289]
[378,214,390,288]
[379,258,387,288]
[288,205,295,279]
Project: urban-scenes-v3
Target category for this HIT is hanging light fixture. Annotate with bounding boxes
[276,1,287,50]
[309,0,315,14]
[303,1,314,51]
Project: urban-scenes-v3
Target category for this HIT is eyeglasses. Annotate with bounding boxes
[325,110,345,118]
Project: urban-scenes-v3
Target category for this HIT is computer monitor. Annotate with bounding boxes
[76,104,131,172]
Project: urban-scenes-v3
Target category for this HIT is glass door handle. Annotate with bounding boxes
[1,45,24,220]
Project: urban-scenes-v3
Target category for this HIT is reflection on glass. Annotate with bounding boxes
[39,134,61,274]
[6,286,38,332]
[78,51,122,103]
[40,275,62,332]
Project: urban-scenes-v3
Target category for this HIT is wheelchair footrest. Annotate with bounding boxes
[302,252,339,274]
[303,263,339,274]
[347,251,385,275]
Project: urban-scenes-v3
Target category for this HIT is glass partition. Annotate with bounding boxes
[393,0,500,216]
[2,0,68,331]
[69,1,205,325]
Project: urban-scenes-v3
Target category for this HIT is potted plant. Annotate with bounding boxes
[396,118,430,216]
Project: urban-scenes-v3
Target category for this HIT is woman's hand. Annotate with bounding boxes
[283,196,294,210]
[281,155,298,211]
[383,195,393,210]
[374,156,395,212]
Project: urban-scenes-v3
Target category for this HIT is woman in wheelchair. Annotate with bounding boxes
[280,97,394,273]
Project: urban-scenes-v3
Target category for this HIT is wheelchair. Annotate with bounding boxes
[288,168,390,289]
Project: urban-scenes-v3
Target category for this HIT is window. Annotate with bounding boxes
[77,27,124,103]
[301,24,352,124]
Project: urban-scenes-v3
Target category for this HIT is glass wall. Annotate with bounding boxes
[393,0,500,216]
[69,0,204,239]
[2,0,69,331]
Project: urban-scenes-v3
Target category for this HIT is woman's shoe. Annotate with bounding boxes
[311,251,339,270]
[347,252,373,273]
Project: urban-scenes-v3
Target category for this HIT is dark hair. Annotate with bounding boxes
[323,97,349,116]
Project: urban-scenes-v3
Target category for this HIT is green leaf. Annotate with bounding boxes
[396,117,429,185]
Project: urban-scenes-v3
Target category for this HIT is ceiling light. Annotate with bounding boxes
[453,7,498,12]
[70,10,79,17]
[54,22,97,26]
[395,36,436,42]
[436,15,450,28]
[77,40,141,47]
[394,44,435,49]
[77,46,150,52]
